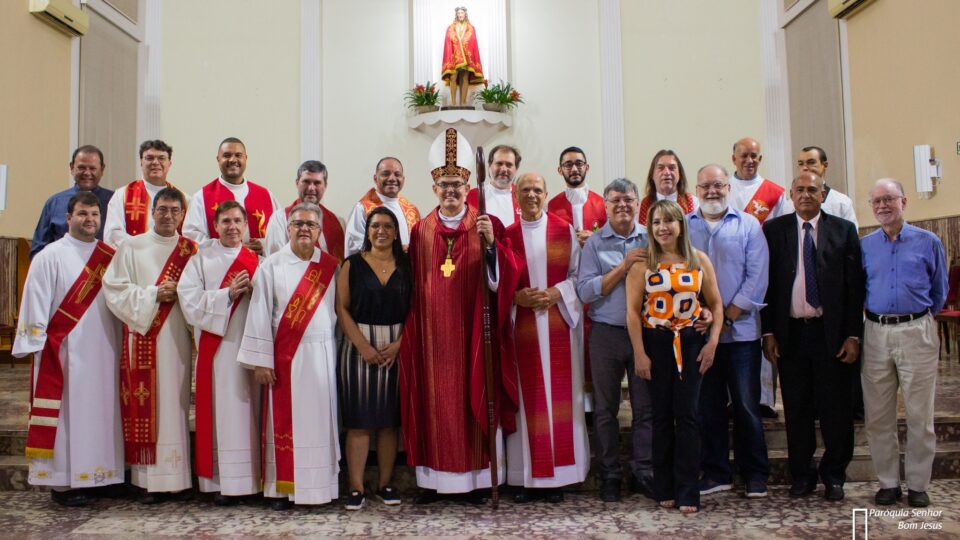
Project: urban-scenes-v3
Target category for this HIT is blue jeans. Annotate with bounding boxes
[698,340,769,485]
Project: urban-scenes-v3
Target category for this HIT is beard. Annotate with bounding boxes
[700,198,726,215]
[563,173,586,187]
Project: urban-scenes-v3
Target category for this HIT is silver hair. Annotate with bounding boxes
[603,178,639,199]
[288,202,322,227]
[873,177,906,197]
[697,163,729,178]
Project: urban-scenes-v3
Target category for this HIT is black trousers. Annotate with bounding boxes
[778,317,855,486]
[644,326,704,508]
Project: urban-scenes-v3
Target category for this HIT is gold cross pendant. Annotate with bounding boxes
[441,257,456,278]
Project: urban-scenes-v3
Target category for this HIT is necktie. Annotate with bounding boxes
[802,222,821,309]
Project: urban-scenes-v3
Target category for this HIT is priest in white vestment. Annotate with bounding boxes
[345,157,420,256]
[263,160,345,259]
[504,173,588,503]
[466,144,522,226]
[238,202,340,510]
[102,188,196,502]
[14,192,123,506]
[177,200,260,504]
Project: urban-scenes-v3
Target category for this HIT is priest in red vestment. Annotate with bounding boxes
[441,7,484,106]
[399,128,521,503]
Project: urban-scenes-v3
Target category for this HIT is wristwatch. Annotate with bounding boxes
[723,318,734,328]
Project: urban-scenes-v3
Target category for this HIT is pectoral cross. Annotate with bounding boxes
[133,382,150,406]
[441,258,456,278]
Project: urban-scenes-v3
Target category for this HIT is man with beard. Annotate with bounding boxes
[345,157,421,256]
[467,145,522,226]
[263,160,345,260]
[547,146,607,247]
[638,149,698,225]
[796,146,857,228]
[687,164,771,499]
[104,140,185,248]
[182,137,279,255]
[31,145,114,258]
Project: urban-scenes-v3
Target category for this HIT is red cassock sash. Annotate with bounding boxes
[743,179,784,224]
[639,192,695,225]
[124,179,182,235]
[268,252,338,494]
[467,186,520,223]
[504,215,576,478]
[202,179,274,239]
[120,237,197,465]
[194,246,259,479]
[25,241,115,460]
[359,188,421,235]
[284,200,345,262]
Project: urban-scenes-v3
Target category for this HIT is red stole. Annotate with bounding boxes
[194,246,259,479]
[124,179,181,235]
[25,241,115,460]
[284,200,345,262]
[120,236,197,465]
[639,192,695,225]
[359,188,421,234]
[202,179,274,239]
[268,251,338,493]
[743,179,784,224]
[503,215,575,478]
[467,186,520,223]
[398,208,522,473]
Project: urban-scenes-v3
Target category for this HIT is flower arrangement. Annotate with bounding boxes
[404,82,440,110]
[475,80,524,110]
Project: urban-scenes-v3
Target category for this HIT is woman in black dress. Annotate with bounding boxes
[336,207,411,510]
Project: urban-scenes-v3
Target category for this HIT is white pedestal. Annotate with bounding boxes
[407,109,512,150]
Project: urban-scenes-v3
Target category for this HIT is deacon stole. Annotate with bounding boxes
[467,186,520,222]
[120,236,197,465]
[742,179,784,224]
[269,251,338,493]
[398,208,521,473]
[202,179,274,239]
[639,192,695,225]
[124,179,181,235]
[193,246,259,479]
[284,200,344,262]
[25,241,115,460]
[503,215,576,478]
[359,188,420,235]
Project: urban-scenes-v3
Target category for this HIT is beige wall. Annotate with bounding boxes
[621,0,767,188]
[846,0,960,226]
[0,4,73,238]
[160,0,301,205]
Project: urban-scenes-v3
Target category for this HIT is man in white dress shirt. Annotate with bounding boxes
[796,146,858,228]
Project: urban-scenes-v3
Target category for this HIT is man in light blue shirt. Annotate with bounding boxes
[861,178,947,509]
[575,178,651,502]
[687,164,770,499]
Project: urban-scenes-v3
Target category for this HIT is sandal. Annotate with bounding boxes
[679,505,699,514]
[658,500,675,509]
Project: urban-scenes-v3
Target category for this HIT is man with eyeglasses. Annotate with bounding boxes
[399,128,522,504]
[466,144,522,226]
[263,160,345,260]
[687,164,771,500]
[346,157,421,257]
[103,187,198,504]
[860,178,947,508]
[796,146,857,228]
[104,140,186,248]
[575,178,654,502]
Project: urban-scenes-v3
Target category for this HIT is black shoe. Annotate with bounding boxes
[824,484,844,501]
[51,489,89,507]
[413,489,440,505]
[137,490,162,505]
[460,490,488,505]
[875,487,903,505]
[270,498,293,511]
[374,485,401,506]
[213,493,239,506]
[759,405,779,419]
[344,490,365,511]
[630,475,656,500]
[600,478,621,502]
[90,483,129,499]
[788,478,816,498]
[544,488,564,504]
[907,490,930,508]
[168,489,193,502]
[513,487,537,504]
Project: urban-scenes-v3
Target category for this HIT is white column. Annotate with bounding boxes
[300,0,323,161]
[485,0,508,84]
[140,0,162,141]
[838,19,857,201]
[412,0,432,84]
[598,0,625,182]
[760,0,792,187]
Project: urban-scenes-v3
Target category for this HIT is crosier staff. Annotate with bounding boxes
[475,145,500,509]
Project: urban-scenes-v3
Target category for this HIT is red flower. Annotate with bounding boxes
[429,85,437,93]
[415,84,425,93]
[509,90,521,101]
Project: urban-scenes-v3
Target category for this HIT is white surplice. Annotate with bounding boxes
[727,174,794,221]
[505,214,589,488]
[102,230,194,492]
[481,184,519,227]
[13,235,124,489]
[344,193,413,257]
[182,177,280,244]
[103,180,166,248]
[177,239,260,495]
[237,243,340,505]
[262,204,344,257]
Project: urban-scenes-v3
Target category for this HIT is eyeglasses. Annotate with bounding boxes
[869,196,903,207]
[560,160,587,170]
[605,197,637,207]
[435,181,466,191]
[288,220,320,230]
[142,155,169,163]
[696,182,728,191]
[154,207,182,216]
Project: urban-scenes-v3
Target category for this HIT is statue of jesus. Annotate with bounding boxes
[441,6,484,107]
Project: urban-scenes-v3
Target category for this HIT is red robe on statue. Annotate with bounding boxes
[441,22,484,86]
[399,207,521,474]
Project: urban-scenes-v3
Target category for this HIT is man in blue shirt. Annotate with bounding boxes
[30,145,113,258]
[687,164,770,499]
[861,178,947,508]
[575,178,652,502]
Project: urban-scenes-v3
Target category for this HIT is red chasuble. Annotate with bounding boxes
[268,251,338,493]
[639,192,695,225]
[201,179,274,239]
[284,200,345,262]
[441,21,484,85]
[359,188,421,234]
[466,186,520,222]
[120,236,197,465]
[743,179,785,224]
[25,241,115,459]
[194,246,259,479]
[503,214,576,478]
[398,207,522,473]
[124,179,182,235]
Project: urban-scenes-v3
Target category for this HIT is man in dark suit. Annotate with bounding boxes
[760,171,864,501]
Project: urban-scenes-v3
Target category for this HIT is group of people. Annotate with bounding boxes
[16,129,946,516]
